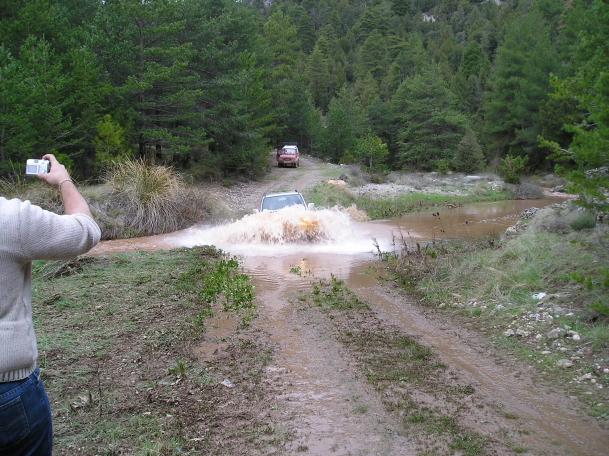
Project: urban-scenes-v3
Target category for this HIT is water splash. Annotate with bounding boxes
[172,206,382,255]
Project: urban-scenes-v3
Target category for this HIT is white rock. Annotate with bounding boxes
[532,292,547,300]
[604,368,609,374]
[504,329,516,337]
[571,333,581,342]
[556,359,574,368]
[515,328,530,337]
[541,350,552,355]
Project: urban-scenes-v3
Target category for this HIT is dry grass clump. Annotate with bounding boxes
[101,160,207,238]
[0,175,63,213]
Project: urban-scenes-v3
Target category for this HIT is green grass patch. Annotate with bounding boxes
[306,182,510,219]
[310,275,369,310]
[32,247,266,454]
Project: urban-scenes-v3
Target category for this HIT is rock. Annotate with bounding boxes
[221,379,235,388]
[464,175,483,183]
[504,329,516,337]
[532,292,547,300]
[546,328,566,339]
[571,333,581,342]
[541,350,552,355]
[515,328,530,337]
[557,359,574,368]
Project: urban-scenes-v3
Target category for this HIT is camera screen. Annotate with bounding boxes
[26,164,39,174]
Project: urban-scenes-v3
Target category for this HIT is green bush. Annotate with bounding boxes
[570,212,597,231]
[434,159,451,175]
[499,154,528,184]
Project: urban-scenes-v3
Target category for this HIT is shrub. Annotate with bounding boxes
[353,134,389,172]
[570,212,597,231]
[499,154,528,184]
[434,159,451,175]
[103,160,206,237]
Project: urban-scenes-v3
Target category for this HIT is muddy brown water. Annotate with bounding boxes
[90,197,609,455]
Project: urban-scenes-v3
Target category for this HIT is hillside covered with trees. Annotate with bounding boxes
[1,0,607,205]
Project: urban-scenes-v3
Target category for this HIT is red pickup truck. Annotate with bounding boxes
[276,145,300,168]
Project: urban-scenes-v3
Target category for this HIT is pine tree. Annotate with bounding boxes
[322,86,368,162]
[392,70,467,170]
[483,10,559,167]
[453,129,485,173]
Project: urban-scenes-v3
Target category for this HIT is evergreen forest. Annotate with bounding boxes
[1,0,607,201]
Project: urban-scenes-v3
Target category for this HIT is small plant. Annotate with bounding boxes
[168,359,189,378]
[434,159,451,175]
[289,265,302,275]
[499,154,528,184]
[183,256,256,313]
[104,159,206,236]
[589,325,609,351]
[570,212,597,231]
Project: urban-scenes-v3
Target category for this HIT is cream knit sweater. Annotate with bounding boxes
[0,197,101,382]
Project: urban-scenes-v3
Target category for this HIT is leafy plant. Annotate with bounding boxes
[498,155,528,184]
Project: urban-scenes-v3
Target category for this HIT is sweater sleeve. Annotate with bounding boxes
[18,201,101,260]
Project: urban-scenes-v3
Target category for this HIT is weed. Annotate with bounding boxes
[310,276,368,311]
[180,253,255,314]
[168,359,190,378]
[570,212,597,231]
[353,404,369,414]
[588,325,609,351]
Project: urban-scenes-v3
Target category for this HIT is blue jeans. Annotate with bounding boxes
[0,369,53,455]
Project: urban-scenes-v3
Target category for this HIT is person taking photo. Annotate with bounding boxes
[0,154,101,454]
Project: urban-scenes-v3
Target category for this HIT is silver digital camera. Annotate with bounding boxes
[26,159,50,175]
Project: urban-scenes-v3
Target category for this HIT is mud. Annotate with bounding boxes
[347,271,609,456]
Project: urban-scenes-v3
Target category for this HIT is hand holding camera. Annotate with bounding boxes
[27,154,72,190]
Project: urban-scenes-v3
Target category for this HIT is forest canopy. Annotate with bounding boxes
[1,0,607,200]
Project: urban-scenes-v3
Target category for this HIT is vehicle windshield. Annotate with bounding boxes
[281,148,297,155]
[261,194,305,211]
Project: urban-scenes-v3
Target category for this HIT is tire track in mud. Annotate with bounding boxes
[252,279,416,456]
[346,278,609,456]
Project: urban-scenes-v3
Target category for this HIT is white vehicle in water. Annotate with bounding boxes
[259,191,314,212]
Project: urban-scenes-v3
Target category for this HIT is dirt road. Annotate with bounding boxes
[205,154,341,217]
[83,157,609,455]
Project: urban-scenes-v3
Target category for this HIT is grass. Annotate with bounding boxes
[306,182,511,219]
[32,248,275,454]
[382,205,609,420]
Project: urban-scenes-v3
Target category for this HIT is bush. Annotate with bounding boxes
[434,159,451,175]
[499,154,528,184]
[570,212,597,231]
[101,160,207,237]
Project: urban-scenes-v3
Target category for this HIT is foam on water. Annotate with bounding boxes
[172,206,383,256]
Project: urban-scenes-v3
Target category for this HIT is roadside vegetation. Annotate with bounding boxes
[382,202,609,419]
[307,181,511,219]
[32,247,280,454]
[299,277,526,455]
[0,160,224,240]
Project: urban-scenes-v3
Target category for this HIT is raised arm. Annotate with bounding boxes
[37,153,92,217]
